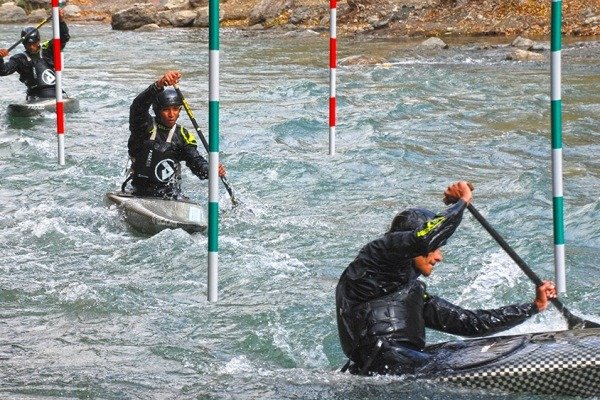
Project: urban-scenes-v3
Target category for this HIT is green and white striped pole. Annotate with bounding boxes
[207,0,220,302]
[551,0,566,293]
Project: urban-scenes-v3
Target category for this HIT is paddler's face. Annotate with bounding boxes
[24,41,40,55]
[414,248,443,277]
[159,105,181,128]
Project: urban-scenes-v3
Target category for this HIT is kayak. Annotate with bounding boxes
[419,327,600,396]
[7,97,80,117]
[105,191,207,235]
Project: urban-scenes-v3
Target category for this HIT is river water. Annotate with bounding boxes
[1,23,599,399]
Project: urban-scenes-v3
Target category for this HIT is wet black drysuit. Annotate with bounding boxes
[335,199,539,376]
[0,21,70,100]
[127,83,209,199]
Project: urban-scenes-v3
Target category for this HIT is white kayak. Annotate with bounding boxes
[106,191,207,235]
[7,97,80,117]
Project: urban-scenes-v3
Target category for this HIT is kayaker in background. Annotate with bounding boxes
[0,9,70,101]
[336,181,557,376]
[125,70,226,199]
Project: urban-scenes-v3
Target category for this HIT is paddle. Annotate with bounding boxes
[7,16,52,53]
[173,84,239,206]
[444,183,598,329]
[465,203,599,329]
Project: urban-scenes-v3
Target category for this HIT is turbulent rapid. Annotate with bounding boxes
[1,23,599,399]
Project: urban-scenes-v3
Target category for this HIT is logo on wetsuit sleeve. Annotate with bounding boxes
[154,159,176,182]
[41,69,56,85]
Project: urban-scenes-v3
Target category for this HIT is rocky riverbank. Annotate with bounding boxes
[1,0,599,38]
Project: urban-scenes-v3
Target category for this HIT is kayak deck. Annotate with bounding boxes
[7,97,80,117]
[106,191,207,235]
[421,328,600,396]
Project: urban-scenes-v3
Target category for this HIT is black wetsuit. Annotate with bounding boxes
[0,21,70,100]
[128,83,209,199]
[336,200,539,375]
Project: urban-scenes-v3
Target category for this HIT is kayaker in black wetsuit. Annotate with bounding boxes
[336,181,557,376]
[126,70,226,199]
[0,10,70,101]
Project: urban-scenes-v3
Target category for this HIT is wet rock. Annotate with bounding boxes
[192,6,209,27]
[530,42,550,51]
[288,6,313,25]
[189,0,207,7]
[583,15,600,26]
[249,0,294,26]
[511,36,534,48]
[418,37,448,49]
[24,0,48,10]
[135,23,161,31]
[27,8,47,22]
[63,5,81,18]
[0,2,27,23]
[506,48,545,61]
[367,15,389,30]
[111,4,158,30]
[159,9,197,27]
[164,0,191,11]
[192,7,223,27]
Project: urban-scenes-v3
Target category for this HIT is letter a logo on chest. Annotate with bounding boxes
[155,159,176,182]
[41,69,56,85]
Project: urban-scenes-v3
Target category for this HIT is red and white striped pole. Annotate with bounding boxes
[52,0,65,165]
[329,0,336,155]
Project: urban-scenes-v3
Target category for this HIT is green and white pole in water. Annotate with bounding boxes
[207,0,220,302]
[551,0,566,293]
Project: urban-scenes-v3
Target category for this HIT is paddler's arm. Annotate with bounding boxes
[179,126,209,179]
[0,52,24,76]
[418,181,472,252]
[179,127,227,180]
[422,294,539,337]
[128,82,158,158]
[41,10,70,58]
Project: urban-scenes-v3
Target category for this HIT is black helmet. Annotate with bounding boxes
[152,88,183,115]
[21,27,40,44]
[389,208,450,248]
[389,208,436,233]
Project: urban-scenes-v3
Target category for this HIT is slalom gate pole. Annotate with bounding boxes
[329,0,336,155]
[52,0,65,165]
[551,0,566,293]
[207,0,220,302]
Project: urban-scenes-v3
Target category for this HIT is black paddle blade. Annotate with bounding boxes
[556,302,600,329]
[466,203,599,330]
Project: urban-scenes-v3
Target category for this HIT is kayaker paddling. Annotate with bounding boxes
[125,70,226,199]
[0,10,70,101]
[336,181,558,376]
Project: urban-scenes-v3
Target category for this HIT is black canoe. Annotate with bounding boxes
[417,327,600,396]
[7,97,80,117]
[106,191,207,235]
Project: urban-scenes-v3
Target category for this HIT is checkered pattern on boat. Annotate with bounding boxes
[438,340,600,397]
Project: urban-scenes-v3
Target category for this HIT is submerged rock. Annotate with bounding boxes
[506,48,545,62]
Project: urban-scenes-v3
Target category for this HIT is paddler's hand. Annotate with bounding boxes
[0,48,8,58]
[156,70,182,89]
[218,163,226,177]
[534,280,557,312]
[443,181,473,205]
[59,9,65,21]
